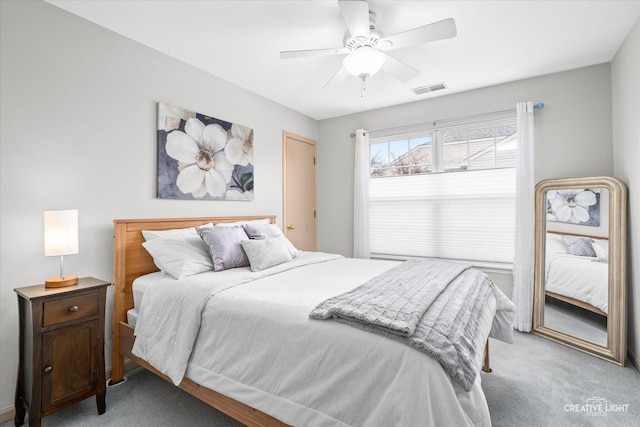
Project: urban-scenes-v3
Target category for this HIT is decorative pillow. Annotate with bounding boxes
[591,238,609,261]
[545,233,569,254]
[562,236,596,257]
[242,223,298,257]
[142,223,213,241]
[241,236,293,272]
[197,225,250,271]
[141,237,214,279]
[214,218,270,227]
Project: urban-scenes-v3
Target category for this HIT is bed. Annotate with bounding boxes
[544,232,609,316]
[110,216,515,427]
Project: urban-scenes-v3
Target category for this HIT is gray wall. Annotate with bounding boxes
[1,0,635,418]
[0,0,318,412]
[612,18,640,368]
[317,64,614,258]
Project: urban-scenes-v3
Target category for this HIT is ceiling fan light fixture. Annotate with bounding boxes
[343,47,385,80]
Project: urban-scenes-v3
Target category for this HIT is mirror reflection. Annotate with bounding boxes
[543,187,609,346]
[533,176,627,366]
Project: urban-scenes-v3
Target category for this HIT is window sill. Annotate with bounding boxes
[369,254,513,275]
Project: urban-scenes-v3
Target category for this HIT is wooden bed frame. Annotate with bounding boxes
[111,215,288,426]
[545,291,607,317]
[110,215,492,426]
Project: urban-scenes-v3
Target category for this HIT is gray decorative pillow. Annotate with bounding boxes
[242,223,298,257]
[241,236,293,272]
[197,225,249,271]
[562,236,596,257]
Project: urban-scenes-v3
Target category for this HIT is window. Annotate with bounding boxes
[368,118,517,267]
[370,135,433,177]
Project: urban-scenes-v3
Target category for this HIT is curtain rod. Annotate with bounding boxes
[349,102,544,138]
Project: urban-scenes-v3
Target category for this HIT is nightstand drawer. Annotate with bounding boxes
[43,293,98,327]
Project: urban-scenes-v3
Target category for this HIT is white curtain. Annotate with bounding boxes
[353,129,370,258]
[512,102,536,331]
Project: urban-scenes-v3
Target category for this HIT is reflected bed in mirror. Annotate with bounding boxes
[533,176,627,366]
[544,231,608,346]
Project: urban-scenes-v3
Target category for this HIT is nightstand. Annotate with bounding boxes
[14,277,110,427]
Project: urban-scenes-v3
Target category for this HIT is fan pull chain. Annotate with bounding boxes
[360,78,365,98]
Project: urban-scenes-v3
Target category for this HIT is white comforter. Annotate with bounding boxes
[545,252,608,313]
[133,252,515,427]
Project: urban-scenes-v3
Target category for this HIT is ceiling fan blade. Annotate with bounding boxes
[381,53,420,82]
[339,0,370,38]
[381,18,457,50]
[280,47,346,59]
[324,66,351,88]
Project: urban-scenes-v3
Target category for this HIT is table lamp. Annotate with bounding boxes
[44,209,79,288]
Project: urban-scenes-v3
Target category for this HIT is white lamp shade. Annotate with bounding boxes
[44,210,79,256]
[343,47,385,79]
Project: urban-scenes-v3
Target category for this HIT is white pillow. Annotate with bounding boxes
[591,238,609,261]
[214,218,270,227]
[142,223,213,241]
[545,233,569,254]
[242,223,298,257]
[141,237,214,279]
[241,236,293,272]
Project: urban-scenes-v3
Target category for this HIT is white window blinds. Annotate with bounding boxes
[368,118,517,266]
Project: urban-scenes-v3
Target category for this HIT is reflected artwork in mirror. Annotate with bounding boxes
[533,176,627,366]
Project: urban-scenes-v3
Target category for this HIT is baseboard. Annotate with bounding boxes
[0,406,13,424]
[629,347,640,372]
[0,359,139,424]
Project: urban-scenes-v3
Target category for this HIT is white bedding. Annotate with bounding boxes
[545,252,608,313]
[131,252,515,427]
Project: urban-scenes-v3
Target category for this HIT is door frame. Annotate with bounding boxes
[282,131,318,251]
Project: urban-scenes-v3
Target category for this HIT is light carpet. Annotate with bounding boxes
[4,331,639,426]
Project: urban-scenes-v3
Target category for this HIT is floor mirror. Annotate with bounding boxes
[532,176,627,366]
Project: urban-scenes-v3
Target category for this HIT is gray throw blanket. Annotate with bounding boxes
[309,259,495,391]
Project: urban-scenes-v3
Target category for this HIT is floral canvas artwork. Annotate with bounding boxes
[157,102,254,200]
[546,188,600,227]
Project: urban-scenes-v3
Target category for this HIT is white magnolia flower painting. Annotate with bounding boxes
[157,102,254,200]
[546,188,600,226]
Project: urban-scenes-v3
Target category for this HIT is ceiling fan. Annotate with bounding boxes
[279,0,457,89]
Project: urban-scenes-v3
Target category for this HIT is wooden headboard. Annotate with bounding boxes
[546,230,608,240]
[112,215,276,324]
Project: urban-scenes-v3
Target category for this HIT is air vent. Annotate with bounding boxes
[412,83,447,95]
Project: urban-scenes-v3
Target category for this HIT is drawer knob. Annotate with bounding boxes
[69,306,79,312]
[44,366,53,374]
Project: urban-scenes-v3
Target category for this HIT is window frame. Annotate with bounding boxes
[369,117,517,178]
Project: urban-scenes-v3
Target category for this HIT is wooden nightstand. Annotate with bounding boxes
[14,277,110,427]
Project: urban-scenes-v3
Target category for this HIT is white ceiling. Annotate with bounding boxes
[47,0,640,120]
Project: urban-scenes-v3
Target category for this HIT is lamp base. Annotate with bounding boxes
[45,276,78,288]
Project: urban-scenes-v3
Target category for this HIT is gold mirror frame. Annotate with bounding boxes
[532,176,627,366]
